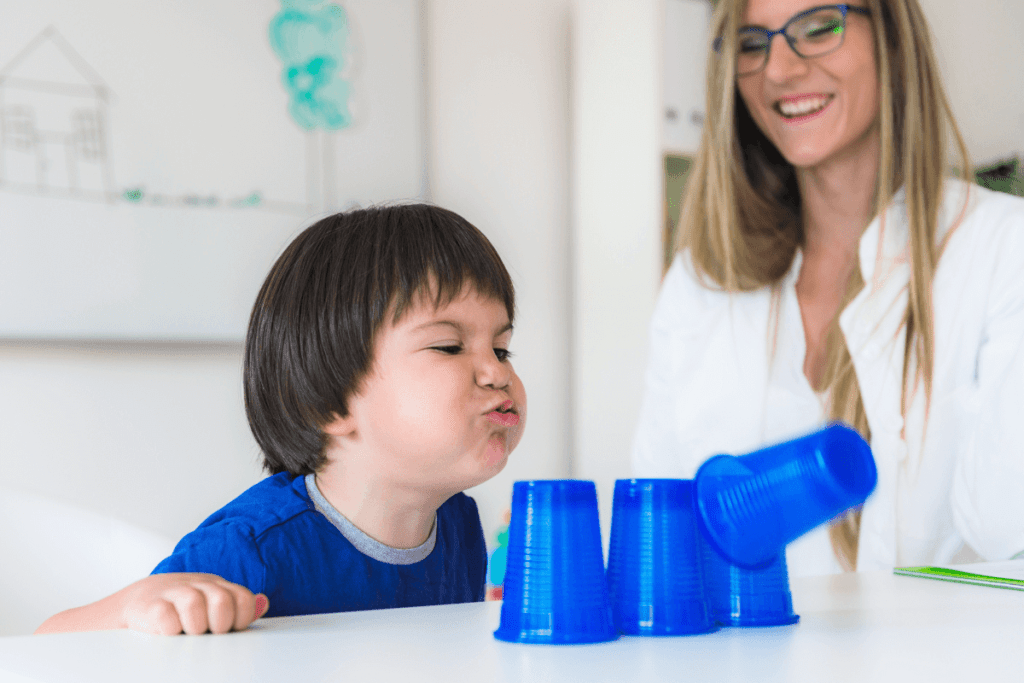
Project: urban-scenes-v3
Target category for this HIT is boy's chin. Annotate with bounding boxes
[452,437,510,489]
[430,438,512,495]
[485,435,512,469]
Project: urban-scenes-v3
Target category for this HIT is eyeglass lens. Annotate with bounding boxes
[736,7,847,75]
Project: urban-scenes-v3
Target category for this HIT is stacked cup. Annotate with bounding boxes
[700,544,799,626]
[606,479,717,635]
[493,480,618,644]
[494,423,877,642]
[694,423,876,626]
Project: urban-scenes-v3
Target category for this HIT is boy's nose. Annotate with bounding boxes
[476,352,511,389]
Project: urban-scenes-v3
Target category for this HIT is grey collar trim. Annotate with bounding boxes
[304,473,437,565]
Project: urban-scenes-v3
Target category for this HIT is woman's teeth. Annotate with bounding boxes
[776,96,831,118]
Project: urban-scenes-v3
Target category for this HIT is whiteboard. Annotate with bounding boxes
[0,0,425,341]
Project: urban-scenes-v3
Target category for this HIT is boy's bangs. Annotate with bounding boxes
[385,207,515,325]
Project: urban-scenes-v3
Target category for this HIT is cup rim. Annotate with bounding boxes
[693,454,777,569]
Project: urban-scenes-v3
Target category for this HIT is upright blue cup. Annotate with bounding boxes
[606,479,716,636]
[701,538,799,627]
[694,423,876,568]
[494,480,618,644]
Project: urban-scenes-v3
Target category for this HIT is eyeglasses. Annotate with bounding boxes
[713,4,872,76]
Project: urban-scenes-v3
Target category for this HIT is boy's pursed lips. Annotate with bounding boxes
[485,399,520,426]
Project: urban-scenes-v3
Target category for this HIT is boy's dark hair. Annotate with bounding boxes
[244,203,516,475]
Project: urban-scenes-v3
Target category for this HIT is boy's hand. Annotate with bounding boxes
[122,573,269,635]
[35,573,270,635]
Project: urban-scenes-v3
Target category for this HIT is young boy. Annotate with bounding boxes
[36,204,526,635]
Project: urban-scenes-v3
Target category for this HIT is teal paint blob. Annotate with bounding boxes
[123,187,144,202]
[233,192,263,207]
[269,2,352,131]
[487,524,509,587]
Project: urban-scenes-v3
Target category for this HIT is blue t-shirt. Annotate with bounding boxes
[152,473,487,618]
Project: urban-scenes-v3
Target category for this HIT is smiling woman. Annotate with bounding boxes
[632,0,1024,576]
[735,2,880,172]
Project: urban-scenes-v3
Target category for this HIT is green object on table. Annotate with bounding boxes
[894,565,1024,591]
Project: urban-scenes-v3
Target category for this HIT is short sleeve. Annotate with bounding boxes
[456,494,487,602]
[152,522,268,596]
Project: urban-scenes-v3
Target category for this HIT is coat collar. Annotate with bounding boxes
[856,178,973,287]
[837,179,974,438]
[858,186,908,286]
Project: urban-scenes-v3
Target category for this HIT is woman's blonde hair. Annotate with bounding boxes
[678,0,971,569]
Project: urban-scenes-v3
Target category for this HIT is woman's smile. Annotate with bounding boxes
[775,93,834,121]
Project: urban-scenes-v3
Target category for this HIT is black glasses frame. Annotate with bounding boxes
[713,4,872,76]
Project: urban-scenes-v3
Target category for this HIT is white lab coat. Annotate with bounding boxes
[632,179,1024,576]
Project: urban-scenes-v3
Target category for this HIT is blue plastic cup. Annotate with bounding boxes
[606,479,716,636]
[494,480,618,644]
[701,537,799,627]
[694,423,876,568]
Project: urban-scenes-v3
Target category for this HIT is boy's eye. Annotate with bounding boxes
[433,345,463,355]
[431,345,512,361]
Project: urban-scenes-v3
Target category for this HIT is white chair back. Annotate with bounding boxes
[0,487,174,636]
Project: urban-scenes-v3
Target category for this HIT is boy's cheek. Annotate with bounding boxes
[507,421,526,453]
[509,378,527,452]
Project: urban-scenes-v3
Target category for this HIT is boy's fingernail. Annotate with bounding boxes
[254,594,269,620]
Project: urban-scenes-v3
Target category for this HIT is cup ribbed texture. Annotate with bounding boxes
[494,480,617,644]
[701,539,799,627]
[606,479,716,636]
[695,423,876,567]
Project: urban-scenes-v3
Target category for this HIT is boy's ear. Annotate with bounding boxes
[322,411,357,437]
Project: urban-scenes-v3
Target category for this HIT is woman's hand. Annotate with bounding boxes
[34,573,270,635]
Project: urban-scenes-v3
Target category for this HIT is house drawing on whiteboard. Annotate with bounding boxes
[0,26,115,201]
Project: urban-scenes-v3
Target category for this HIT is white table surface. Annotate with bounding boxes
[2,563,1022,683]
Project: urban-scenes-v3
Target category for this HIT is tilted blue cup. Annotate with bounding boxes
[606,479,716,636]
[701,538,799,627]
[494,480,618,644]
[694,423,876,568]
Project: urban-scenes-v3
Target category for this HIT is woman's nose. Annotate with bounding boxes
[763,35,809,83]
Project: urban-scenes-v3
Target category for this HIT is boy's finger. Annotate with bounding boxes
[254,594,270,621]
[207,578,263,631]
[254,593,268,622]
[168,587,210,635]
[128,599,184,636]
[197,585,238,635]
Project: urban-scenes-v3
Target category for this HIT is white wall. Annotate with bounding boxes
[425,0,574,543]
[0,0,574,566]
[0,341,262,540]
[571,0,663,544]
[920,0,1024,164]
[663,0,712,155]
